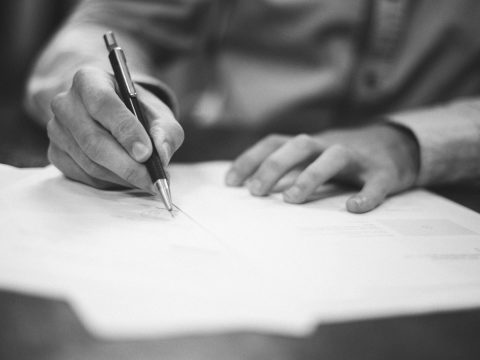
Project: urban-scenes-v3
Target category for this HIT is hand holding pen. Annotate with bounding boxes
[104,31,174,212]
[46,33,184,208]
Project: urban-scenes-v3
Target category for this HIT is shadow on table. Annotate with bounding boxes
[1,290,480,360]
[0,102,48,168]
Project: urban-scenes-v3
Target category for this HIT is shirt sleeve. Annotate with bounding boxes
[387,98,480,186]
[25,0,214,125]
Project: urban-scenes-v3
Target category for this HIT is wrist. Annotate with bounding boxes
[316,122,420,189]
[377,122,420,187]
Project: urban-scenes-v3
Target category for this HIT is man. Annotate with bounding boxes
[25,0,480,213]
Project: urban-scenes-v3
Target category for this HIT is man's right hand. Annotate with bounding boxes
[47,67,184,191]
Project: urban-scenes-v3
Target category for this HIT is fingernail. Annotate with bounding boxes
[284,186,302,202]
[354,195,367,206]
[225,171,240,186]
[248,179,263,196]
[132,142,149,162]
[348,196,366,212]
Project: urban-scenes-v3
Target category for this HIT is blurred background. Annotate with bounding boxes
[0,0,256,166]
[0,1,478,202]
[0,0,77,167]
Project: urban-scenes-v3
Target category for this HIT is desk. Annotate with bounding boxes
[1,103,480,360]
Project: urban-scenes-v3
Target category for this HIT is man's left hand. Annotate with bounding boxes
[225,124,420,213]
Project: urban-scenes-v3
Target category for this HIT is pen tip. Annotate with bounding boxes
[154,179,173,214]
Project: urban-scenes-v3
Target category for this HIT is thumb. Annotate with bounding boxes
[346,174,393,213]
[72,67,154,163]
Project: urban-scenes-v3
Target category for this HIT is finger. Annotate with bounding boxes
[247,134,323,196]
[137,85,184,166]
[283,144,351,204]
[271,168,302,193]
[47,118,132,189]
[225,134,288,187]
[48,142,114,189]
[346,173,393,213]
[51,90,154,192]
[71,67,153,162]
[77,124,154,192]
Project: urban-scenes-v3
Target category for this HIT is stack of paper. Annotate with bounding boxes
[0,162,479,338]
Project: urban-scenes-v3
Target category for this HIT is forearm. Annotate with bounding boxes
[25,0,213,127]
[388,99,480,185]
[25,24,155,127]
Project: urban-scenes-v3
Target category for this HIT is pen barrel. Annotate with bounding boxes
[108,51,168,182]
[129,96,168,181]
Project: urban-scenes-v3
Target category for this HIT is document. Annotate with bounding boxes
[0,162,480,338]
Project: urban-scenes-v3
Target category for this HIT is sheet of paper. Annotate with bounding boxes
[0,162,479,338]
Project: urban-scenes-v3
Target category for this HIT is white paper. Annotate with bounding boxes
[1,162,480,338]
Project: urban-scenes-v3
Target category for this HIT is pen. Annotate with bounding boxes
[103,31,173,214]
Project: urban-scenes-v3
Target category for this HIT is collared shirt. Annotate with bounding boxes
[27,0,480,185]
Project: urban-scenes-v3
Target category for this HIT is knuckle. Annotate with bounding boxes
[234,154,255,172]
[265,133,286,146]
[301,169,318,184]
[261,158,283,174]
[149,123,165,143]
[50,93,68,116]
[114,117,138,142]
[151,118,185,151]
[81,134,103,162]
[72,68,115,119]
[329,144,350,157]
[85,88,112,118]
[292,134,315,151]
[122,166,140,185]
[72,68,90,89]
[294,179,310,193]
[72,67,95,88]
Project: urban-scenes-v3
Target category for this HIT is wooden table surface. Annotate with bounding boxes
[1,102,480,360]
